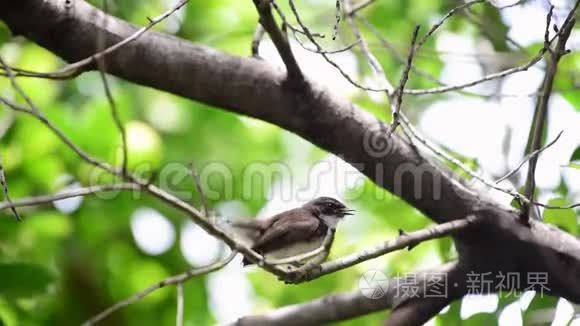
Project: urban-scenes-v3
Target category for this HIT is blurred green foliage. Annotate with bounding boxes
[0,0,578,325]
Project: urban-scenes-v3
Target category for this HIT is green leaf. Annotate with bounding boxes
[0,263,54,298]
[571,146,580,162]
[543,198,577,235]
[436,302,460,325]
[510,197,523,210]
[523,295,558,323]
[463,312,498,326]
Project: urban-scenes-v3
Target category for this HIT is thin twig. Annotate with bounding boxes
[0,97,118,175]
[332,0,342,40]
[189,162,209,217]
[496,130,563,184]
[544,5,555,55]
[97,0,128,176]
[287,0,387,92]
[535,201,580,210]
[292,38,361,54]
[271,1,325,38]
[346,0,375,15]
[0,0,189,80]
[0,56,37,111]
[403,3,574,96]
[82,250,237,326]
[388,25,420,136]
[0,153,20,221]
[0,184,138,212]
[416,0,485,49]
[399,114,526,203]
[343,0,393,93]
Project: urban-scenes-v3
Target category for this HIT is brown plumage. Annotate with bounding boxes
[241,197,352,266]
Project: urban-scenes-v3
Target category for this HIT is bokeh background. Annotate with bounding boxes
[0,0,579,325]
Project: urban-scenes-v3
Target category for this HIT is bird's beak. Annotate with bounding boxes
[342,209,355,216]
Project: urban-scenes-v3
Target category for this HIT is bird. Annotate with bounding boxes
[232,197,353,267]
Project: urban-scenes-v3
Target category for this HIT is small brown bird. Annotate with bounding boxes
[234,197,353,266]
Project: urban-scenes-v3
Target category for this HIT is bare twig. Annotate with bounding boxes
[535,201,580,210]
[0,153,20,221]
[399,114,526,203]
[82,250,238,326]
[343,0,393,93]
[97,0,128,176]
[270,1,325,38]
[388,25,420,136]
[0,56,37,111]
[543,5,555,55]
[0,184,138,211]
[98,71,127,174]
[416,0,485,49]
[189,162,209,217]
[287,0,387,92]
[403,51,544,95]
[0,97,118,175]
[346,0,375,15]
[292,37,361,54]
[0,0,189,80]
[332,0,342,40]
[0,113,15,222]
[496,130,563,184]
[402,9,573,96]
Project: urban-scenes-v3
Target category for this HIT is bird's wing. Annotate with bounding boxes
[251,211,321,254]
[228,218,269,231]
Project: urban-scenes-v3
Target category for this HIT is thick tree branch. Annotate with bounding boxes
[233,263,464,326]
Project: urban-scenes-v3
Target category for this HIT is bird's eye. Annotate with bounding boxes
[327,203,333,207]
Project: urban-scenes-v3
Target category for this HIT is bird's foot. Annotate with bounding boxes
[280,262,321,284]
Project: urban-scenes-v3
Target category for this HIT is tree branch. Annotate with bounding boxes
[521,4,577,221]
[233,263,464,326]
[252,0,304,84]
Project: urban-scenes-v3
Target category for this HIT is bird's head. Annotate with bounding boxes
[304,197,354,220]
